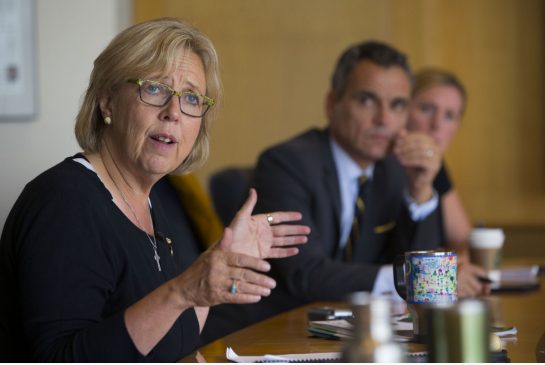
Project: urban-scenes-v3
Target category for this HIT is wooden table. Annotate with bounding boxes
[490,258,545,362]
[182,258,545,362]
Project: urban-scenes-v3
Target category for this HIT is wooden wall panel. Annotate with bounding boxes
[134,0,545,226]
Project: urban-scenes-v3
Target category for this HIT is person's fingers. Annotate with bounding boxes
[397,144,437,165]
[231,280,272,297]
[227,293,263,304]
[459,274,484,298]
[258,211,303,225]
[467,264,492,296]
[272,235,308,246]
[267,247,300,258]
[481,283,492,296]
[394,128,408,141]
[227,252,271,273]
[468,278,483,296]
[393,133,439,164]
[469,263,489,278]
[234,188,257,218]
[271,224,311,237]
[229,267,276,288]
[218,227,233,252]
[459,282,477,298]
[206,249,273,287]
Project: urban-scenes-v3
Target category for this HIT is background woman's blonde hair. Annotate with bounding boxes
[75,17,222,174]
[412,68,467,115]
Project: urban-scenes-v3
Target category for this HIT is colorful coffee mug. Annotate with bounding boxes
[394,250,457,304]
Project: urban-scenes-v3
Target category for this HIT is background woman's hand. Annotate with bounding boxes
[228,188,310,258]
[458,261,491,297]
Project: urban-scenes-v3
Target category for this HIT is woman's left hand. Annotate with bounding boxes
[227,188,310,259]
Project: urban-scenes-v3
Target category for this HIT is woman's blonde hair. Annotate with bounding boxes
[75,17,222,174]
[413,68,467,115]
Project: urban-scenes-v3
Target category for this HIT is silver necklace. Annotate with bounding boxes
[102,152,162,272]
[118,189,162,272]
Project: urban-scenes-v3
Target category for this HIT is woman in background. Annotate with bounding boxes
[407,68,488,297]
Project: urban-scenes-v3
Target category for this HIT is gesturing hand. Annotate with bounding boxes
[175,189,310,309]
[177,228,277,307]
[228,188,310,259]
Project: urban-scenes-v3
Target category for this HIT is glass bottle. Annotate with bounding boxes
[342,292,405,362]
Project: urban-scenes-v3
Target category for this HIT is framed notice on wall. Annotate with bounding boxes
[0,0,36,119]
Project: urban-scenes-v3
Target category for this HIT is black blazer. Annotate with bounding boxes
[201,127,442,344]
[254,127,442,299]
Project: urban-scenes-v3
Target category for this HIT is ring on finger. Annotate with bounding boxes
[229,279,237,294]
[266,214,274,225]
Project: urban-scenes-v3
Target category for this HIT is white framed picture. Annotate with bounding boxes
[0,0,36,119]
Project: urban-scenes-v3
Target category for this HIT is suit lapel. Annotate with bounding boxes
[321,130,342,256]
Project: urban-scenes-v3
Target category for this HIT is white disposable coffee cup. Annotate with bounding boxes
[469,228,505,281]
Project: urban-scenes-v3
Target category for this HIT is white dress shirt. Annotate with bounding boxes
[329,136,438,298]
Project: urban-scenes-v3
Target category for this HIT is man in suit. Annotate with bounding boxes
[201,40,443,342]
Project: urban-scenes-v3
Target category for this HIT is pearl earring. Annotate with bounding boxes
[104,116,112,125]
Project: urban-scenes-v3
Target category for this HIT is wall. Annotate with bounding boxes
[2,1,543,230]
[134,0,545,227]
[0,0,131,228]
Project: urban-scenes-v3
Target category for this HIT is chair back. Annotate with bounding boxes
[209,167,254,226]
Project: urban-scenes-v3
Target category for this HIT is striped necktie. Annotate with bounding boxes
[344,175,369,261]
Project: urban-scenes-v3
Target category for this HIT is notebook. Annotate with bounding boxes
[226,347,341,363]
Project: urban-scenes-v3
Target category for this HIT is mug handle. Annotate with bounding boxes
[393,254,407,300]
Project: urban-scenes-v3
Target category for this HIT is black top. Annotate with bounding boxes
[434,163,453,196]
[432,162,453,244]
[0,154,202,362]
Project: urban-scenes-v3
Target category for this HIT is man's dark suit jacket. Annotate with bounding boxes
[201,127,442,344]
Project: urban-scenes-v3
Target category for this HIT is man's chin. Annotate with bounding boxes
[366,149,389,162]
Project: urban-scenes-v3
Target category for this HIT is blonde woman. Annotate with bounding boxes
[408,68,488,297]
[0,18,309,361]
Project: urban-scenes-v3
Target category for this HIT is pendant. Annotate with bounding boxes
[166,237,174,256]
[153,250,162,271]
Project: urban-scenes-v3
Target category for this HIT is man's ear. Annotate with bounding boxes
[324,90,337,122]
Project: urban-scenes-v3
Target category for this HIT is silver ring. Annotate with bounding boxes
[229,279,237,294]
[266,214,274,225]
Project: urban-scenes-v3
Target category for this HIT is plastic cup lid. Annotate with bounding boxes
[469,228,505,248]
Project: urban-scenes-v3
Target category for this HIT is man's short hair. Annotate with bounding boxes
[330,40,413,97]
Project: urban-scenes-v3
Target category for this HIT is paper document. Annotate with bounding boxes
[500,266,539,281]
[226,347,341,363]
[391,313,413,331]
[307,316,412,342]
[491,325,518,337]
[307,319,353,339]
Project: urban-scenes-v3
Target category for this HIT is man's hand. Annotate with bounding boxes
[393,130,441,203]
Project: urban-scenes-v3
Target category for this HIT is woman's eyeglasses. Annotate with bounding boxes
[127,79,215,118]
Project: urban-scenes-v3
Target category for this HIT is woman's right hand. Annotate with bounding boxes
[174,227,276,307]
[457,261,491,297]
